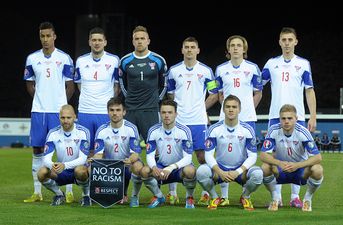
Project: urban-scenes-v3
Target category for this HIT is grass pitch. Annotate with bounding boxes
[0,148,342,225]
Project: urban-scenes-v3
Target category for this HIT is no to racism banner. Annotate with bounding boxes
[90,159,125,208]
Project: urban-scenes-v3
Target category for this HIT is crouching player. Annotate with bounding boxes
[92,97,143,205]
[37,105,91,206]
[260,104,324,212]
[196,95,263,210]
[139,99,197,208]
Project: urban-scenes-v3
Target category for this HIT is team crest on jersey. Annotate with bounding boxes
[105,64,111,70]
[121,136,127,141]
[74,139,80,144]
[238,135,244,141]
[174,138,181,143]
[178,74,183,78]
[56,61,62,67]
[244,71,250,76]
[197,74,203,79]
[293,141,299,145]
[205,139,213,149]
[263,140,272,149]
[295,65,301,72]
[149,62,156,70]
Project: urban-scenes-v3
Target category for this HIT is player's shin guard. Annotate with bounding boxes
[275,184,282,201]
[220,182,229,199]
[66,184,73,193]
[143,177,163,198]
[304,176,323,201]
[76,179,90,197]
[263,175,278,200]
[131,174,142,197]
[183,177,196,197]
[196,165,217,198]
[169,182,178,196]
[42,179,63,196]
[32,153,43,194]
[291,184,301,199]
[243,166,263,197]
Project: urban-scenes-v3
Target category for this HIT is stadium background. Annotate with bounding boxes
[0,2,342,146]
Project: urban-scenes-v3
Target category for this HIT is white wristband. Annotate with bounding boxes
[235,167,243,175]
[164,163,178,172]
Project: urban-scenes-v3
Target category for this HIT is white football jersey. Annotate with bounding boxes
[94,120,141,160]
[74,52,119,114]
[216,60,262,121]
[167,61,216,125]
[261,123,320,162]
[262,55,313,121]
[43,124,90,169]
[146,122,193,167]
[24,48,74,113]
[205,120,257,170]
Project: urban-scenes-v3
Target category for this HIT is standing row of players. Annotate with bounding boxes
[23,22,319,210]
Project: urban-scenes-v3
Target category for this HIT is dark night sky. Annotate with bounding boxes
[1,2,342,117]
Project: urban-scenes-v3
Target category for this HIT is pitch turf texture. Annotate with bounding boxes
[0,149,342,225]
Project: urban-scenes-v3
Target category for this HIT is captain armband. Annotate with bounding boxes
[206,80,217,91]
